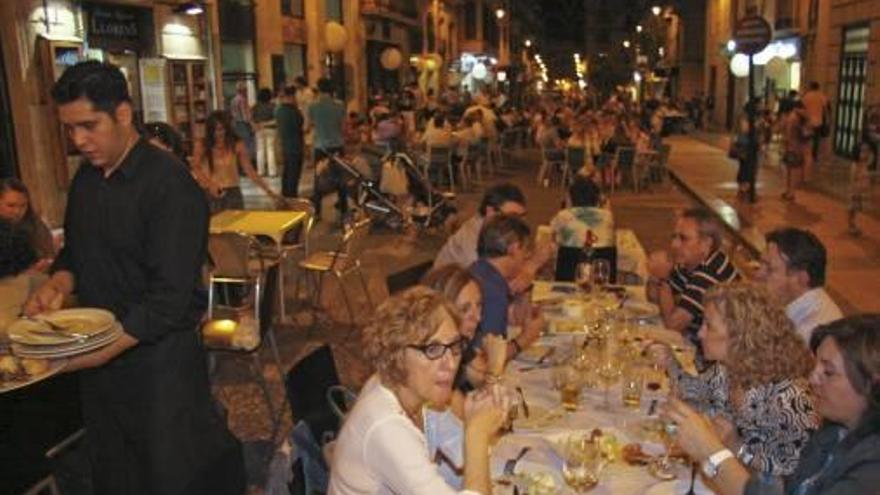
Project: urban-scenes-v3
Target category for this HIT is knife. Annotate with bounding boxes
[535,347,556,365]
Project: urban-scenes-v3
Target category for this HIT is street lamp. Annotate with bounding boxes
[651,5,662,16]
[623,40,631,48]
[495,8,506,19]
[636,24,643,33]
[524,39,532,47]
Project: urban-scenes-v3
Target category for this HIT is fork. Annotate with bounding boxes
[20,315,68,332]
[503,446,531,476]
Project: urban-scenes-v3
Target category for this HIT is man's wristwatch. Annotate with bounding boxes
[701,448,734,478]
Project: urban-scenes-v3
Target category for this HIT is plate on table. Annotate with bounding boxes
[8,308,116,345]
[622,299,660,320]
[0,354,68,394]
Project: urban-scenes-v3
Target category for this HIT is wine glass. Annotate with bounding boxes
[596,357,622,411]
[592,259,610,290]
[576,262,593,293]
[648,419,679,480]
[560,436,601,493]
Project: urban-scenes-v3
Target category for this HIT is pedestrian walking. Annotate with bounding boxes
[252,87,278,177]
[229,81,255,162]
[849,140,875,236]
[732,117,758,203]
[307,78,347,221]
[781,102,810,202]
[802,82,830,179]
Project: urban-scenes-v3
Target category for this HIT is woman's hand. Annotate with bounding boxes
[463,384,508,439]
[661,398,727,463]
[710,416,741,451]
[27,258,53,274]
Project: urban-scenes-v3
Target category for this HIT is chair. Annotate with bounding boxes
[538,145,566,187]
[612,146,637,194]
[261,198,316,322]
[204,231,284,438]
[462,142,483,187]
[564,146,587,186]
[649,143,672,184]
[426,145,456,192]
[297,217,373,325]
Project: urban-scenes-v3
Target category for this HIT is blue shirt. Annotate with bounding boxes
[307,94,345,150]
[469,258,511,346]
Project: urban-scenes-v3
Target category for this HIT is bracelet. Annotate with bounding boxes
[510,338,523,355]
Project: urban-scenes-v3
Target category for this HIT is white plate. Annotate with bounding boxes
[12,326,122,358]
[623,299,660,320]
[8,308,116,345]
[0,358,68,394]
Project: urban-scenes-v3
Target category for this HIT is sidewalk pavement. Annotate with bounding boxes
[665,133,880,314]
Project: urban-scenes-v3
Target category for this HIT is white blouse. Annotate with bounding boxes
[327,375,480,495]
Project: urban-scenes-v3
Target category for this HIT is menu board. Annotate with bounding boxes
[138,58,168,123]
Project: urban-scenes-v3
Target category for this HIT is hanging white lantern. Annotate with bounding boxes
[324,21,348,52]
[380,47,403,70]
[765,57,787,79]
[472,62,488,80]
[730,53,750,78]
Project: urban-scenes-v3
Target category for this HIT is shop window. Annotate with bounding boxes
[281,0,304,17]
[220,0,255,41]
[326,0,342,22]
[834,25,870,158]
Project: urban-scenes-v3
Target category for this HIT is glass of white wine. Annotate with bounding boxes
[561,436,601,493]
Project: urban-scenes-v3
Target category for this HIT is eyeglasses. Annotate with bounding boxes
[408,338,467,360]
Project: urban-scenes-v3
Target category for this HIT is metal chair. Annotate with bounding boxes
[426,145,456,192]
[538,145,566,187]
[649,143,672,183]
[204,231,284,438]
[564,146,587,186]
[612,146,637,194]
[297,217,373,325]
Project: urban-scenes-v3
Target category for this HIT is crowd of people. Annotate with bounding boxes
[2,58,879,495]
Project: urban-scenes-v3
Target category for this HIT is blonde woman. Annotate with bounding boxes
[328,287,508,495]
[654,283,818,476]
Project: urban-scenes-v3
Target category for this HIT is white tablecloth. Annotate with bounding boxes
[490,334,716,494]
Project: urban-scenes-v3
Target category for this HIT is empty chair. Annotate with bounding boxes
[426,145,456,192]
[297,217,373,325]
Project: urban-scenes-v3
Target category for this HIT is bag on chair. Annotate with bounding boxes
[380,159,409,196]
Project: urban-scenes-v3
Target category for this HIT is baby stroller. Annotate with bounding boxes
[322,149,456,231]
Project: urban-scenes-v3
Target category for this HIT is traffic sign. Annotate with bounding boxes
[734,16,772,55]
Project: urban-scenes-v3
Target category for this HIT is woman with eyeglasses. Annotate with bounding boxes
[664,314,880,495]
[328,286,509,495]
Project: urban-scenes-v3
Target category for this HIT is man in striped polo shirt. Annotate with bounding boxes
[646,208,739,347]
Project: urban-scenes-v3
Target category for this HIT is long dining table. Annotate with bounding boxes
[490,283,716,495]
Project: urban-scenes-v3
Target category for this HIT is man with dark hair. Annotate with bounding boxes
[308,77,347,220]
[802,81,830,169]
[276,85,305,197]
[550,176,614,248]
[435,183,527,269]
[26,61,245,495]
[647,208,739,342]
[470,215,543,358]
[758,227,842,341]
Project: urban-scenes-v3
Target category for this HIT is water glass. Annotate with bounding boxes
[560,436,601,493]
[620,364,643,409]
[592,259,610,288]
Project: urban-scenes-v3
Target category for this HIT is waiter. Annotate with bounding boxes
[25,61,245,494]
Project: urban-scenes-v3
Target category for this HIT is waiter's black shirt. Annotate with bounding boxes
[53,138,209,345]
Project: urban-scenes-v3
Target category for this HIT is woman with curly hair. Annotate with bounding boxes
[655,282,818,476]
[665,315,880,495]
[328,286,508,495]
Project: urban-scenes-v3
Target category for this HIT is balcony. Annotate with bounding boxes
[361,0,419,25]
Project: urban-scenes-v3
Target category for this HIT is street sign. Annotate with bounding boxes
[734,16,772,55]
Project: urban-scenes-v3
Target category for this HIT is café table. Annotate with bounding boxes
[210,209,307,322]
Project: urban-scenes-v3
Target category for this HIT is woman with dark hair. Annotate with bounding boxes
[143,121,187,162]
[192,110,279,211]
[0,178,55,264]
[550,175,614,249]
[0,218,39,329]
[665,313,880,495]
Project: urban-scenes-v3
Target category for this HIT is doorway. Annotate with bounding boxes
[0,43,17,178]
[834,25,869,158]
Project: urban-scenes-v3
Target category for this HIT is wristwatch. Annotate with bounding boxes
[701,448,734,478]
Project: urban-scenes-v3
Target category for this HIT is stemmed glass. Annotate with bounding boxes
[576,262,593,293]
[595,343,622,411]
[592,259,610,290]
[648,419,679,480]
[560,436,601,493]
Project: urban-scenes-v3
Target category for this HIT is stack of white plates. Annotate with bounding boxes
[8,308,122,359]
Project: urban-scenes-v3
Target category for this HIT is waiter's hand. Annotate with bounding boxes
[24,275,70,316]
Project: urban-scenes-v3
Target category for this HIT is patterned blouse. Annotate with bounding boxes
[550,206,615,249]
[673,363,818,476]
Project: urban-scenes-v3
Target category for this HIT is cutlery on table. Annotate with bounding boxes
[20,315,69,333]
[535,347,555,365]
[26,328,91,341]
[515,386,530,418]
[503,446,531,476]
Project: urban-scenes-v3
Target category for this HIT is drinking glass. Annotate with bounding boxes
[592,259,610,289]
[620,363,643,409]
[560,436,601,493]
[554,365,583,412]
[576,262,593,293]
[596,358,622,411]
[648,420,679,480]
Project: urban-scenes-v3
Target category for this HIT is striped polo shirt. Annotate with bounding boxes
[669,249,739,340]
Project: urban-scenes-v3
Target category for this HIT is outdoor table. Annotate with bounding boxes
[210,209,307,322]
